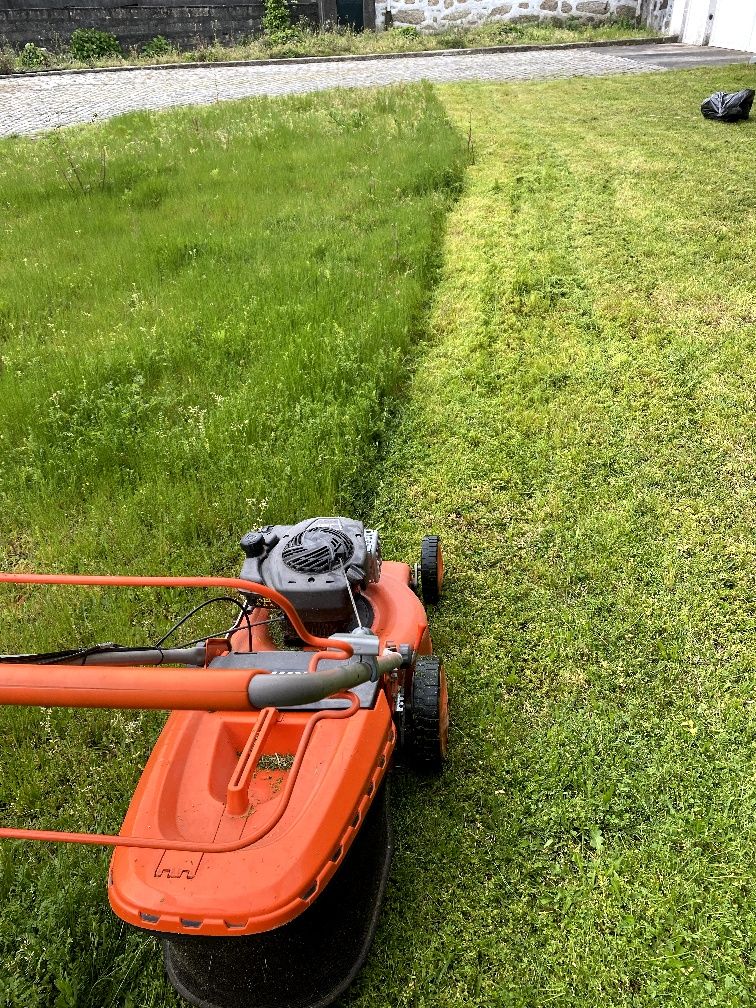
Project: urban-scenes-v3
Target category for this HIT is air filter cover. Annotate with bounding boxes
[281,525,355,575]
[240,517,380,623]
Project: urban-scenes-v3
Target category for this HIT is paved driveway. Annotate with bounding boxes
[1,43,752,138]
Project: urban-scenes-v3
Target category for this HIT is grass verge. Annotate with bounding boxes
[1,18,657,74]
[0,84,464,1007]
[360,66,756,1007]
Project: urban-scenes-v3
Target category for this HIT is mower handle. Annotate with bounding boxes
[246,651,402,708]
[0,651,403,711]
[0,572,402,711]
[0,572,352,657]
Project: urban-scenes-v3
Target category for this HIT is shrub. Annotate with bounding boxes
[435,29,466,48]
[19,42,49,68]
[262,0,289,33]
[0,47,14,74]
[184,44,228,62]
[69,28,122,61]
[261,0,300,45]
[141,35,172,58]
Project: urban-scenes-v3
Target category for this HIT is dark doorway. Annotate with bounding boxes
[337,0,364,29]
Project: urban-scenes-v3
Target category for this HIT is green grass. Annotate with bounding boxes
[0,85,465,1007]
[3,63,756,1008]
[1,17,657,73]
[356,66,756,1007]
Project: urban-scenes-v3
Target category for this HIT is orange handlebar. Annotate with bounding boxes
[0,572,352,656]
[0,572,364,852]
[0,572,353,712]
[0,662,257,711]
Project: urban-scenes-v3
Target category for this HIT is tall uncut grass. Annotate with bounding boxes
[0,85,464,1007]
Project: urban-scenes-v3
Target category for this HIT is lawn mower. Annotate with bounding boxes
[0,516,448,1008]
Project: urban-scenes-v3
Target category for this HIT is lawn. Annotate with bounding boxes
[365,66,756,1007]
[1,63,756,1008]
[0,85,465,1007]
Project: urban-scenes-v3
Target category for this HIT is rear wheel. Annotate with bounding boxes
[419,535,444,605]
[406,655,448,774]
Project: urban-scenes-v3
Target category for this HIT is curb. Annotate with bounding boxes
[1,34,677,79]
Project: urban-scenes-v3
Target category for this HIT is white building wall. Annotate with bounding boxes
[709,1,756,50]
[680,0,716,44]
[376,0,641,32]
[375,0,756,49]
[651,0,756,50]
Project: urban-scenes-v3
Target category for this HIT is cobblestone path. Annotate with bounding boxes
[1,43,751,137]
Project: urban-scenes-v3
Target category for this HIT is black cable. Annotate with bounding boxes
[0,643,166,665]
[152,595,251,649]
[178,614,286,648]
[0,597,282,665]
[230,599,256,652]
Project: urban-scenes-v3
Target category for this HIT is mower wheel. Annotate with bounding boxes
[407,656,448,774]
[419,536,444,605]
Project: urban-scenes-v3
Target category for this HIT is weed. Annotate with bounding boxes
[140,35,173,58]
[0,47,14,75]
[261,0,300,46]
[391,25,421,39]
[18,42,49,68]
[8,17,658,73]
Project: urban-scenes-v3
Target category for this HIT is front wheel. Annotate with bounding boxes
[406,655,448,774]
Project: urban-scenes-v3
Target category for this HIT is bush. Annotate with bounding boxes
[0,46,14,75]
[261,0,300,45]
[69,28,122,61]
[262,0,290,34]
[141,35,172,58]
[19,42,49,68]
[435,29,466,48]
[183,44,228,62]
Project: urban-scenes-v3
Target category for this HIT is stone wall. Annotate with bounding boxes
[375,0,641,32]
[0,0,661,49]
[639,0,670,32]
[0,1,318,48]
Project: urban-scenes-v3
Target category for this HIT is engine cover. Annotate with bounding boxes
[240,517,381,623]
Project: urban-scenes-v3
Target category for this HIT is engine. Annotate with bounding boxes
[240,517,381,635]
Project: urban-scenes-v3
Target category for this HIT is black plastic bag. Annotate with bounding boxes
[700,89,755,123]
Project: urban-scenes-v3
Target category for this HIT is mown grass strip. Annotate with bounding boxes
[364,67,756,1008]
[0,85,464,1008]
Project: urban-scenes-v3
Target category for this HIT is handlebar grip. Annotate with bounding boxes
[247,652,402,709]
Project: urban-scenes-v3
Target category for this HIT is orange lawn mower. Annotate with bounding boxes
[0,516,448,1008]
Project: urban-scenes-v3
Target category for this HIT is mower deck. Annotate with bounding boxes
[162,783,392,1008]
[109,699,395,936]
